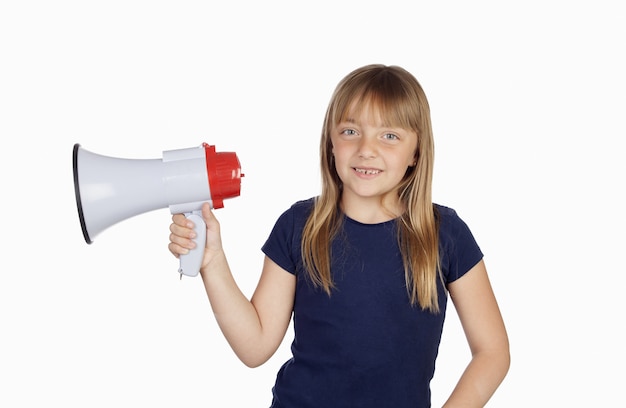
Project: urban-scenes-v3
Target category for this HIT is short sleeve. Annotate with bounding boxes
[437,205,484,284]
[261,199,314,275]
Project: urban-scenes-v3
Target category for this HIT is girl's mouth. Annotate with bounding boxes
[354,168,381,175]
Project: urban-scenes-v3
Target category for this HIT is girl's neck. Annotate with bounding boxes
[339,193,404,224]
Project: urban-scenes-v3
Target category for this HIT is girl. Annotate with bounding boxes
[168,64,510,407]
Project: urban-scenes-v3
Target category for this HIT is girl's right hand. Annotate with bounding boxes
[168,202,224,269]
[168,213,195,259]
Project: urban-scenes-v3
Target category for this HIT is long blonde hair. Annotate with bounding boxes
[301,64,441,312]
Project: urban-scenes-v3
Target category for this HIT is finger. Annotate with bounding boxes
[172,213,194,228]
[201,202,214,221]
[168,233,195,252]
[170,234,196,253]
[201,203,221,231]
[169,221,196,239]
[168,242,190,258]
[169,229,196,247]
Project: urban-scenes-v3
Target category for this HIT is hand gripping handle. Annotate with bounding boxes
[178,211,206,278]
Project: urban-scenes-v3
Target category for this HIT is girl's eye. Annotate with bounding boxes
[342,129,357,136]
[383,133,399,140]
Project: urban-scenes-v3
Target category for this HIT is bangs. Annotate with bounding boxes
[330,73,422,133]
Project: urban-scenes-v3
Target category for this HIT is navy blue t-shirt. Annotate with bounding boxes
[261,198,483,408]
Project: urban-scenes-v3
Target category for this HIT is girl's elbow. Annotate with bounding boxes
[237,350,273,368]
[241,357,266,369]
[502,346,511,376]
[492,342,511,381]
[492,331,511,376]
[501,335,511,371]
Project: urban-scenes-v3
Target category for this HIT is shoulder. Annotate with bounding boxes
[434,203,484,282]
[271,197,316,231]
[262,198,316,274]
[434,203,479,248]
[278,197,315,222]
[434,203,472,235]
[289,197,316,214]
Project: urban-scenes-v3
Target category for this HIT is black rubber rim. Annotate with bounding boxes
[73,143,92,244]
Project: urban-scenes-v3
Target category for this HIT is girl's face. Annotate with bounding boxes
[330,102,418,214]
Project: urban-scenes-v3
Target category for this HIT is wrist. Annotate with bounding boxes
[200,248,228,276]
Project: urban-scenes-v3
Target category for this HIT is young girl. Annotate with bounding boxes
[168,64,510,407]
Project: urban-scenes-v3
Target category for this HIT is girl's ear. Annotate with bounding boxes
[411,150,419,166]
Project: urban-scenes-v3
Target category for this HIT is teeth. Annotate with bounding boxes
[355,168,381,175]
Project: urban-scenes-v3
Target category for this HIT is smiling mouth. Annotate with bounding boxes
[354,168,381,175]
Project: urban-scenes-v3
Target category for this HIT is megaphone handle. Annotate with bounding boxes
[178,211,206,278]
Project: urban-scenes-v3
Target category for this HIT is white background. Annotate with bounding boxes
[1,1,624,406]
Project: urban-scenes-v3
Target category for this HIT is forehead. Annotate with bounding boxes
[342,101,384,124]
[339,95,410,129]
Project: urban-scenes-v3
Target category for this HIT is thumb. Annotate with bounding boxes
[201,202,217,225]
[200,202,223,251]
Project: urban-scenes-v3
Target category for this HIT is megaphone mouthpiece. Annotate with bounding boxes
[203,143,244,209]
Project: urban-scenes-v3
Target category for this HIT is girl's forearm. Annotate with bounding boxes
[442,349,510,407]
[199,251,270,367]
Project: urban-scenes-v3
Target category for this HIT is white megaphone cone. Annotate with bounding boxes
[73,142,243,277]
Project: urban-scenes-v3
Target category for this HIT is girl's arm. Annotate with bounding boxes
[442,260,510,407]
[169,203,295,368]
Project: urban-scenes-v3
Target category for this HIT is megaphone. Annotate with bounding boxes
[73,142,243,278]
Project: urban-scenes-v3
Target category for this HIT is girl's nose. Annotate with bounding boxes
[357,137,377,159]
